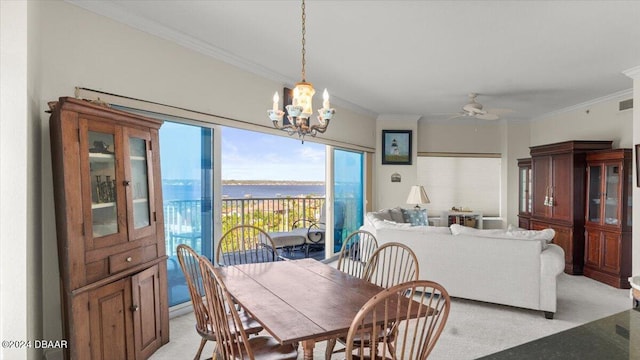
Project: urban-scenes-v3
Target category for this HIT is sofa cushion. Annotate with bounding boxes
[450,224,555,249]
[506,228,556,245]
[450,224,506,237]
[401,208,428,226]
[366,209,393,223]
[372,220,450,233]
[374,220,412,229]
[389,207,406,223]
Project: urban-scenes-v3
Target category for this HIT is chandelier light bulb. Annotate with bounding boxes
[323,89,330,109]
[272,92,279,112]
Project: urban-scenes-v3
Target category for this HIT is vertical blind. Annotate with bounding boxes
[417,155,501,217]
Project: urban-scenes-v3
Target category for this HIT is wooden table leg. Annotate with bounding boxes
[301,340,315,360]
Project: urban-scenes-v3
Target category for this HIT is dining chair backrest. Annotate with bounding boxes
[199,256,256,359]
[176,244,210,338]
[337,230,379,279]
[345,280,451,360]
[216,225,278,266]
[364,242,419,288]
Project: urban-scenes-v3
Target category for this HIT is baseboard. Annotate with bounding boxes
[169,301,194,318]
[44,349,64,360]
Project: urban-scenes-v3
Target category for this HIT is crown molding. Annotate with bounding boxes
[376,114,422,122]
[623,65,640,80]
[532,88,633,122]
[64,0,377,119]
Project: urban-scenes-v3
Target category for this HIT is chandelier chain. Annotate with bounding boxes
[301,0,306,82]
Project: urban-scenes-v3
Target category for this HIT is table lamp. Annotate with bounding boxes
[406,185,430,210]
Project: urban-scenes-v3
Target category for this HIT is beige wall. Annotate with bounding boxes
[417,122,503,154]
[627,67,640,277]
[1,2,31,359]
[530,92,633,148]
[503,122,531,227]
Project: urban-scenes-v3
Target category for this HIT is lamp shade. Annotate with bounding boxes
[406,185,430,206]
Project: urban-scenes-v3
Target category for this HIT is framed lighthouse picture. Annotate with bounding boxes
[382,130,412,165]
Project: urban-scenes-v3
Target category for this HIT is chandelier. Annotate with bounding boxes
[268,0,334,143]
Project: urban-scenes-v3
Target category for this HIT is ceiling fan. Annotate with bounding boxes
[450,93,501,120]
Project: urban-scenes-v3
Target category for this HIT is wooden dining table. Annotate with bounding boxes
[213,258,389,359]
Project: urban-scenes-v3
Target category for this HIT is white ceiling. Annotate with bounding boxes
[69,0,640,122]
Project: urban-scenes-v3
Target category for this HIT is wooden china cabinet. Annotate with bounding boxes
[529,140,612,275]
[583,149,632,288]
[49,97,169,359]
[517,158,532,229]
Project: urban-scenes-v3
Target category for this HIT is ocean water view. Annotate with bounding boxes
[222,184,325,198]
[163,181,325,200]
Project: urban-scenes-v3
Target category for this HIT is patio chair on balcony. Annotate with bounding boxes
[269,202,331,258]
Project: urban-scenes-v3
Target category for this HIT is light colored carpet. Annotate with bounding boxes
[150,273,631,360]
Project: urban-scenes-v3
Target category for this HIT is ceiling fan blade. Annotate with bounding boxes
[447,114,465,120]
[486,108,515,115]
[475,113,499,120]
[463,103,484,114]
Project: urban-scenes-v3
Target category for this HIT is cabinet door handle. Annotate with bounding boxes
[126,257,132,262]
[130,305,139,312]
[123,180,131,186]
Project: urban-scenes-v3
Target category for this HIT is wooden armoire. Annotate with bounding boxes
[529,140,612,275]
[583,149,632,288]
[49,97,169,359]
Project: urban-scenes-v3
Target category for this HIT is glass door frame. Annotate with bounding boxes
[325,146,368,258]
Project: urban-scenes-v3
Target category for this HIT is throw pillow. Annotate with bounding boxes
[401,208,428,226]
[389,207,406,223]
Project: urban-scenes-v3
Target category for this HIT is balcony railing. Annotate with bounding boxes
[163,196,360,257]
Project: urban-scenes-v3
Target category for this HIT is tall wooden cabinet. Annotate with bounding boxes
[517,158,532,229]
[49,97,169,359]
[529,140,612,275]
[583,149,632,288]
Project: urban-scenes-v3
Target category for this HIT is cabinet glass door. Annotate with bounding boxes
[130,137,151,229]
[587,165,602,223]
[519,167,527,213]
[603,164,620,225]
[125,128,156,239]
[519,167,532,214]
[527,168,532,213]
[89,130,120,238]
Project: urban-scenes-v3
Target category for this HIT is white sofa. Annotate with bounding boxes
[362,209,565,318]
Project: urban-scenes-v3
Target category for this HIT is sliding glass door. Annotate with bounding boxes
[159,122,214,307]
[332,148,365,254]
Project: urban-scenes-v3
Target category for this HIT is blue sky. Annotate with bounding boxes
[159,122,326,181]
[221,127,325,181]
